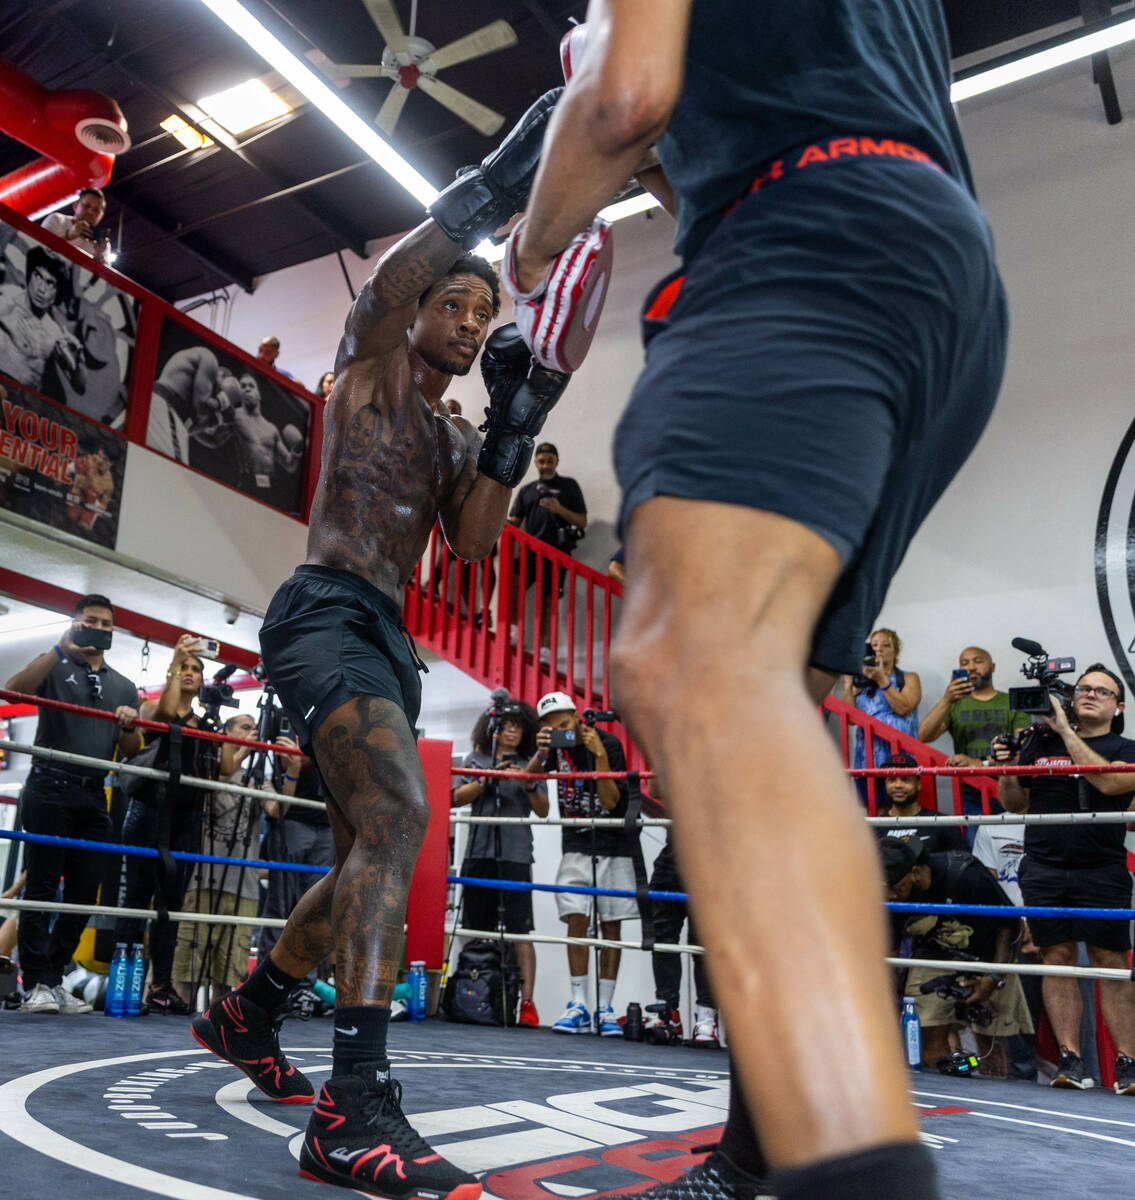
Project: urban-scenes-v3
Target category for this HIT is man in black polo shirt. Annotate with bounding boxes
[996,664,1135,1094]
[875,752,966,856]
[5,593,140,1013]
[508,443,587,651]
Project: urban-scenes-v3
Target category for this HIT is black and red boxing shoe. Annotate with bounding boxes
[190,991,315,1104]
[300,1067,481,1200]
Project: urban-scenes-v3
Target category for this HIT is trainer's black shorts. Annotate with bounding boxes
[615,148,1009,675]
[460,858,535,934]
[1019,856,1133,951]
[259,565,424,750]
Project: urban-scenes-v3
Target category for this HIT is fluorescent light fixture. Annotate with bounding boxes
[194,0,437,206]
[951,14,1135,102]
[197,78,291,134]
[28,194,78,222]
[160,114,214,150]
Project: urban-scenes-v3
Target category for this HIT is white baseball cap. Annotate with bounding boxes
[537,691,576,719]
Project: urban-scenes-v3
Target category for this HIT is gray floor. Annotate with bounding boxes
[0,1013,1131,1198]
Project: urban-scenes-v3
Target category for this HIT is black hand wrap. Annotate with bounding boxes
[477,323,569,488]
[428,89,563,250]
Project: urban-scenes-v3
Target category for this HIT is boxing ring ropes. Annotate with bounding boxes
[1,687,1133,1059]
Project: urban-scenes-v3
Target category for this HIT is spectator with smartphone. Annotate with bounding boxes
[994,665,1135,1094]
[41,188,112,265]
[452,696,547,1025]
[919,646,1031,839]
[114,633,210,1015]
[5,594,140,1013]
[534,692,634,1037]
[842,628,921,804]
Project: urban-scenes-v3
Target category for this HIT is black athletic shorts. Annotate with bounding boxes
[1019,856,1133,951]
[460,858,535,934]
[259,564,425,750]
[615,143,1009,675]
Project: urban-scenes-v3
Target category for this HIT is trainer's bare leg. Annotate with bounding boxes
[611,497,918,1170]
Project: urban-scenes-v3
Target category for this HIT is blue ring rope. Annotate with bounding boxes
[2,831,1131,920]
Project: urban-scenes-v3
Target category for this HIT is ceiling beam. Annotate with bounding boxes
[54,6,370,258]
[113,185,257,293]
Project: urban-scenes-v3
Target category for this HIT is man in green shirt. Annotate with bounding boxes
[919,646,1030,765]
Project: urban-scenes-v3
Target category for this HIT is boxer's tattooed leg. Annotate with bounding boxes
[312,696,429,1007]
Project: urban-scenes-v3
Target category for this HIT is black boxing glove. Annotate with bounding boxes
[429,89,562,250]
[477,323,569,488]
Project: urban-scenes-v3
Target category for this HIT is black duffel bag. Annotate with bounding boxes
[443,938,521,1027]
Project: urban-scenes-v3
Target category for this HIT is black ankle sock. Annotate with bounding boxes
[237,957,305,1014]
[333,1005,392,1084]
[719,1058,770,1179]
[771,1143,939,1200]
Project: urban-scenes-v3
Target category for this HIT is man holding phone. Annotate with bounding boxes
[5,593,141,1013]
[533,692,633,1035]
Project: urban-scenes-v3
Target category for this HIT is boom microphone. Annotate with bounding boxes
[1011,637,1045,657]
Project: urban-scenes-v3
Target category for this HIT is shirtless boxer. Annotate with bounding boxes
[0,247,84,394]
[230,372,301,490]
[189,90,575,1199]
[507,4,1008,1199]
[148,345,222,463]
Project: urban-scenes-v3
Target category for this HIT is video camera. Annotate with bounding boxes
[198,663,239,724]
[1007,637,1076,717]
[917,971,994,1029]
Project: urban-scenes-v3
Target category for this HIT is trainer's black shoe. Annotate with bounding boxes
[191,991,314,1104]
[299,1068,481,1200]
[144,982,193,1016]
[632,1149,771,1200]
[1052,1048,1094,1090]
[1114,1055,1135,1096]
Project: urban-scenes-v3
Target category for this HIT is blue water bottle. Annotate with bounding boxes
[105,943,129,1018]
[408,961,427,1022]
[901,996,922,1071]
[126,943,146,1017]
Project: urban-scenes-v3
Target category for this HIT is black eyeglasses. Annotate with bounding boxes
[1074,685,1119,700]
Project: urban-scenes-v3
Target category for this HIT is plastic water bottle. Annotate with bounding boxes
[408,961,427,1022]
[901,996,922,1071]
[126,943,146,1017]
[105,943,129,1018]
[312,978,336,1008]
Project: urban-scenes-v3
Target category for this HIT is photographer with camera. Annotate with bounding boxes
[842,629,921,804]
[41,189,112,265]
[535,692,632,1036]
[882,838,1030,1076]
[994,663,1135,1094]
[114,633,212,1015]
[5,594,141,1013]
[452,694,547,1026]
[508,443,587,652]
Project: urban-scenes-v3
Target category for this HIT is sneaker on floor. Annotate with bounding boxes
[299,1068,481,1200]
[145,982,192,1016]
[20,983,59,1014]
[52,984,93,1014]
[1052,1049,1094,1090]
[553,1001,591,1034]
[630,1148,771,1200]
[595,1005,622,1037]
[517,999,539,1027]
[191,991,315,1103]
[1114,1055,1135,1096]
[692,1008,720,1048]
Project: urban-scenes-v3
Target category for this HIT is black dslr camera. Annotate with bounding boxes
[1007,637,1076,717]
[851,641,879,695]
[917,971,995,1030]
[198,663,239,724]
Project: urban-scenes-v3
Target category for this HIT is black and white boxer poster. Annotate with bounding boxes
[0,217,139,429]
[146,315,310,515]
[0,376,126,548]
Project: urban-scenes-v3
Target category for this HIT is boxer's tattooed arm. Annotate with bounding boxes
[303,696,430,1008]
[336,219,464,370]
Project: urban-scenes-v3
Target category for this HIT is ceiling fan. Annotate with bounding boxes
[311,0,518,137]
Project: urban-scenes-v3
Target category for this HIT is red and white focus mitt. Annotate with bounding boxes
[501,216,613,373]
[560,24,589,81]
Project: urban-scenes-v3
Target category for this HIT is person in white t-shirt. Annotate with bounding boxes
[41,189,112,265]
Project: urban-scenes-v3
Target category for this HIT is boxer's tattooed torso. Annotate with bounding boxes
[304,226,478,600]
